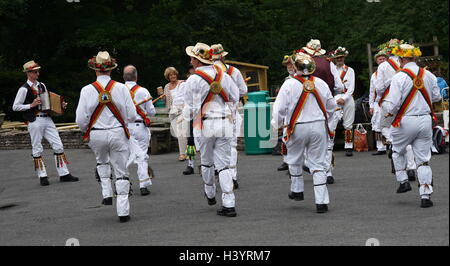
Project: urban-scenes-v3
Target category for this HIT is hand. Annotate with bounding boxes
[30,97,41,108]
[62,101,68,110]
[336,98,345,106]
[369,108,374,115]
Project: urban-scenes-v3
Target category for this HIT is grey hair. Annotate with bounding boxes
[123,65,138,81]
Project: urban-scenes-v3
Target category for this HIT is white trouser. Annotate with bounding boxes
[371,105,387,152]
[285,121,329,205]
[88,128,131,217]
[27,117,69,178]
[169,107,188,156]
[197,119,235,208]
[128,123,152,188]
[391,116,433,199]
[322,109,343,177]
[230,110,243,181]
[335,94,355,149]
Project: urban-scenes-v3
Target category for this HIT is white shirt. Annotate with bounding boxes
[125,81,156,119]
[76,75,137,132]
[369,72,378,109]
[182,65,239,121]
[13,80,46,112]
[330,62,345,94]
[171,81,187,107]
[374,55,400,102]
[382,62,441,116]
[213,61,248,97]
[334,64,355,101]
[271,75,337,129]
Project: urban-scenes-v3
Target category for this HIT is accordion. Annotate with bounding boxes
[40,91,64,116]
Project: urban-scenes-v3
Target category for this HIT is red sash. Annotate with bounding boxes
[193,65,229,129]
[392,68,437,127]
[130,85,151,127]
[284,75,332,142]
[83,80,131,141]
[378,59,401,107]
[340,65,349,93]
[227,65,235,76]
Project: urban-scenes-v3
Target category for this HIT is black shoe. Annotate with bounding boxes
[217,207,237,217]
[277,162,289,171]
[407,170,416,182]
[288,192,304,201]
[372,150,387,156]
[140,187,150,196]
[302,165,311,174]
[119,215,130,223]
[345,149,353,157]
[233,179,239,190]
[316,204,328,213]
[327,176,335,184]
[396,182,412,193]
[183,166,194,175]
[420,199,434,208]
[205,194,216,206]
[40,177,49,186]
[102,197,113,205]
[387,145,393,159]
[60,174,79,182]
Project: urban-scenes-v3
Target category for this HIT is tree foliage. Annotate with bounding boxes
[0,0,448,122]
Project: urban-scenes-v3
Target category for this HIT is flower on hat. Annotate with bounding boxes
[377,39,405,54]
[329,46,349,58]
[391,43,422,58]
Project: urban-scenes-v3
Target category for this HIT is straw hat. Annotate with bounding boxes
[185,43,213,65]
[88,51,118,71]
[210,44,229,60]
[302,39,326,56]
[374,49,389,60]
[23,61,41,72]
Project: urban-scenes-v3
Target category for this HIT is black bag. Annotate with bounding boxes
[432,126,447,154]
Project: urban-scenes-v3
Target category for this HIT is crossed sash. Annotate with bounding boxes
[392,67,437,128]
[83,80,130,141]
[283,75,333,142]
[130,85,151,127]
[193,65,230,129]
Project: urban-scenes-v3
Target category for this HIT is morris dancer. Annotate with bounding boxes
[329,47,356,157]
[370,50,389,156]
[271,52,336,213]
[13,61,78,186]
[183,43,239,217]
[211,44,248,189]
[375,39,417,181]
[123,65,156,196]
[76,51,137,223]
[381,43,441,208]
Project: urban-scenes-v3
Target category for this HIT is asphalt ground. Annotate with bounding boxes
[0,148,448,246]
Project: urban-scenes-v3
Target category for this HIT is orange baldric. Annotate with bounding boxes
[378,59,401,107]
[227,65,235,76]
[130,85,151,127]
[83,80,131,141]
[193,65,229,129]
[284,75,333,142]
[392,68,437,128]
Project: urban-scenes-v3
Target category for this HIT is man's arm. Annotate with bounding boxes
[271,82,289,129]
[12,87,32,111]
[75,88,90,132]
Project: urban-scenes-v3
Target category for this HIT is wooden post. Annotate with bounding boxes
[433,36,439,56]
[367,43,373,76]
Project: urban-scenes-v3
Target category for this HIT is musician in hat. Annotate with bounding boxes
[13,61,79,186]
[375,39,418,181]
[381,43,441,208]
[182,42,239,217]
[210,44,248,189]
[271,52,337,214]
[76,51,137,223]
[123,65,156,196]
[329,47,356,157]
[370,50,389,155]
